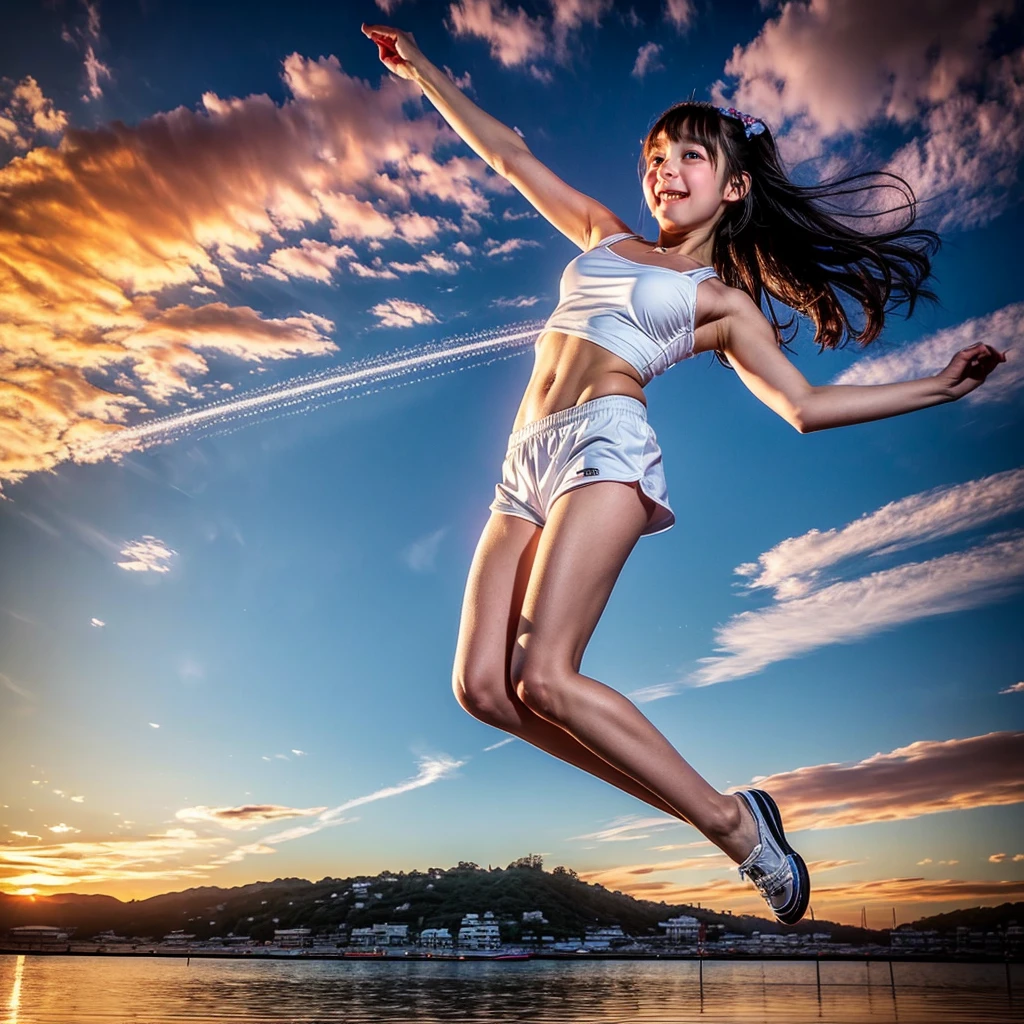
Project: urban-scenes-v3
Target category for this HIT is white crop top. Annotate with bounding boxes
[540,231,719,385]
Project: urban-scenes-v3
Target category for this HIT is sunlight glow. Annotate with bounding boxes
[7,955,24,1021]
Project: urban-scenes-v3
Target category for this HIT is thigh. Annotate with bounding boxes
[514,480,649,678]
[453,511,542,693]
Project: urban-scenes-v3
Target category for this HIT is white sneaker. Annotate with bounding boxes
[736,789,810,925]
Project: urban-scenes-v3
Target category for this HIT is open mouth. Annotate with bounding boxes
[657,191,688,206]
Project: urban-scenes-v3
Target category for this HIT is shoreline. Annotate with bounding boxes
[1,947,1020,964]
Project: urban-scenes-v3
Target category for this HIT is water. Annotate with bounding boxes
[1,955,1019,1023]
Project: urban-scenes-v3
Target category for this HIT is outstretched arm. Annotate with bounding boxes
[362,23,528,176]
[720,296,1007,433]
[361,23,625,250]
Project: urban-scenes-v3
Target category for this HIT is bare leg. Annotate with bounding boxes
[453,511,687,821]
[511,482,758,863]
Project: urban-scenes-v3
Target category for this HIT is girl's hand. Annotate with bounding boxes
[361,23,426,82]
[936,342,1007,400]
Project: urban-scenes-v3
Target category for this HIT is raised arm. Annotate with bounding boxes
[362,23,626,251]
[720,294,1007,433]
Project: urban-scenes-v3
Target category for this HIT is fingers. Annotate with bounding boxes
[362,22,408,66]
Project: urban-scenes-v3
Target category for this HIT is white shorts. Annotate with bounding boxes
[489,395,674,537]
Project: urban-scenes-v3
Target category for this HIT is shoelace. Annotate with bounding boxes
[739,859,791,900]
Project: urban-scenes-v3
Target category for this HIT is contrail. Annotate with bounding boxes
[72,320,544,462]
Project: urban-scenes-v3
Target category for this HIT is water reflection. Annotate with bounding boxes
[0,956,1018,1024]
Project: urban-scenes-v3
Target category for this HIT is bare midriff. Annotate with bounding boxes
[511,330,647,433]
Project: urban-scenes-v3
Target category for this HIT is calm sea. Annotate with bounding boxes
[1,954,1020,1024]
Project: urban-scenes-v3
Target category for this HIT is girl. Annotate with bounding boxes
[362,23,1005,925]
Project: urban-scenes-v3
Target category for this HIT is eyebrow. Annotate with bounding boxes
[651,134,700,148]
[649,135,705,154]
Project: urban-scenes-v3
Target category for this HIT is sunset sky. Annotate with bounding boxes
[0,0,1022,929]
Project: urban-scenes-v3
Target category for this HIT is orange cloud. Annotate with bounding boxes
[174,804,328,831]
[585,872,1024,923]
[742,731,1024,832]
[0,830,229,889]
[0,51,512,487]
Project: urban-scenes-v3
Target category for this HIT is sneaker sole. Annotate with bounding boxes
[748,789,810,926]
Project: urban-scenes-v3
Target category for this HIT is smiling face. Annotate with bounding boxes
[639,106,753,246]
[643,129,745,236]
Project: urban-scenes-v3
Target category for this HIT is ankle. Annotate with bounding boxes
[712,793,758,864]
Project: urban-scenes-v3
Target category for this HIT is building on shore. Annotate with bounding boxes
[582,925,628,950]
[419,927,453,949]
[890,926,943,952]
[348,923,408,947]
[658,915,701,944]
[273,928,312,948]
[8,926,70,945]
[161,931,196,946]
[457,911,500,950]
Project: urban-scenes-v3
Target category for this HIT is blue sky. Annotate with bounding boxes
[0,0,1022,926]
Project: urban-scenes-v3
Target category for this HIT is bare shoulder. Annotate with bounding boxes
[585,217,636,250]
[694,279,767,356]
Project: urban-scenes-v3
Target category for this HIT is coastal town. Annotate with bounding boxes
[5,891,1021,961]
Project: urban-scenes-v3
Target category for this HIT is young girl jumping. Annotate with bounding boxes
[363,23,1005,925]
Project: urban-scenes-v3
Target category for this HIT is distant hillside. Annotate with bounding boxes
[909,902,1024,932]
[0,858,880,944]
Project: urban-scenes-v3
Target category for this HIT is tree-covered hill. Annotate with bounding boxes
[0,856,890,944]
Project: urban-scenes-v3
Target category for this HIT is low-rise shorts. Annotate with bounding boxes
[488,394,674,537]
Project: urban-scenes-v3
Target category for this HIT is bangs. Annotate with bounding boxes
[641,103,730,171]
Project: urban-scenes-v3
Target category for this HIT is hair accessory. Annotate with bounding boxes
[715,106,766,138]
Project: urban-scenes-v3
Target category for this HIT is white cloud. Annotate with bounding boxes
[213,754,463,867]
[712,0,1011,148]
[691,531,1024,686]
[631,42,664,79]
[264,239,355,283]
[446,0,549,68]
[663,0,695,33]
[1000,682,1024,695]
[886,48,1024,230]
[830,303,1024,405]
[0,77,68,151]
[116,536,176,574]
[89,617,105,627]
[369,298,441,329]
[567,814,681,843]
[403,527,448,571]
[389,251,461,275]
[484,237,542,257]
[482,737,516,751]
[735,467,1024,600]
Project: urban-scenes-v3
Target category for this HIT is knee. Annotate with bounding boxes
[451,666,513,727]
[511,660,571,722]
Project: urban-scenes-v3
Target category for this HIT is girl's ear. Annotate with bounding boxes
[725,171,751,203]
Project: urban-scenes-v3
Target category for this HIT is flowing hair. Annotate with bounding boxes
[637,102,941,366]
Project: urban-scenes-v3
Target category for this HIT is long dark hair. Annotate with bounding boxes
[638,102,941,365]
